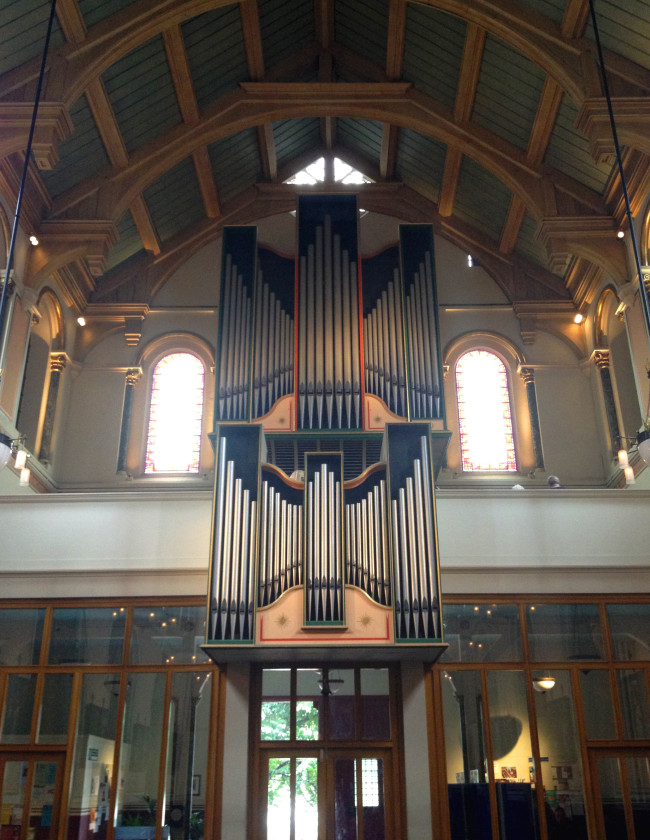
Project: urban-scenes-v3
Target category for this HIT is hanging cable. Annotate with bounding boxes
[0,0,59,369]
[588,0,650,347]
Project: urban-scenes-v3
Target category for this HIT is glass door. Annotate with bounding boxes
[589,749,650,840]
[262,748,392,840]
[0,753,64,840]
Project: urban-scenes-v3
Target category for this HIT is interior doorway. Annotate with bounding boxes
[0,752,64,840]
[588,748,650,840]
[252,666,403,840]
[262,747,393,840]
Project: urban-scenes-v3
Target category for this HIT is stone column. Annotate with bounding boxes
[38,353,67,463]
[519,367,544,469]
[117,368,141,472]
[593,350,620,454]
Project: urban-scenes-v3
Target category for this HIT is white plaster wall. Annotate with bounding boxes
[1,489,649,598]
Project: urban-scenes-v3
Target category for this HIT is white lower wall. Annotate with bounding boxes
[1,489,649,598]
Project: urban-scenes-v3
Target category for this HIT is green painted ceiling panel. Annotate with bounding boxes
[454,156,513,242]
[40,95,110,198]
[515,0,564,25]
[77,0,139,28]
[143,157,205,244]
[337,118,382,169]
[544,94,613,195]
[515,211,554,273]
[183,5,249,111]
[102,35,182,153]
[106,210,144,271]
[585,0,650,71]
[208,129,262,205]
[335,0,389,69]
[258,0,315,70]
[395,129,446,203]
[0,0,64,77]
[273,118,321,170]
[472,34,546,152]
[403,4,465,110]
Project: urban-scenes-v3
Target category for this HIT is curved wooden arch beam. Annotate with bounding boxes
[47,83,606,226]
[25,219,118,288]
[0,0,594,109]
[88,181,570,309]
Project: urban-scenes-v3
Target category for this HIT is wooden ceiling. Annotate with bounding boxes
[1,0,650,313]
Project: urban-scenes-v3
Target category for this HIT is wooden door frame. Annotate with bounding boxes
[0,750,66,840]
[587,745,650,840]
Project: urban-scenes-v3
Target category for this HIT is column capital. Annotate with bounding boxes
[591,349,610,370]
[125,368,142,386]
[519,366,535,385]
[49,353,68,374]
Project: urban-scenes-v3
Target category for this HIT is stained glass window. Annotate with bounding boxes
[456,350,516,471]
[145,353,205,473]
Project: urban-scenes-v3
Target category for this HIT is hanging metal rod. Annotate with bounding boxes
[0,0,59,357]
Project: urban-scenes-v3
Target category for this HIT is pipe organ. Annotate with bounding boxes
[205,196,447,662]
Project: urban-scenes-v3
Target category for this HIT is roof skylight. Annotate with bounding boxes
[285,156,372,185]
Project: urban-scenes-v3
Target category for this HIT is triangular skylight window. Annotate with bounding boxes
[285,156,373,185]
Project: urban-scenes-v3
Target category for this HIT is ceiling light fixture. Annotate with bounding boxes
[573,313,584,324]
[29,235,39,246]
[77,316,86,326]
[317,669,344,696]
[616,230,625,239]
[467,254,474,268]
[532,675,556,693]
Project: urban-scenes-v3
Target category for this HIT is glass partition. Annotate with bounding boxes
[442,670,492,840]
[360,668,390,741]
[616,669,650,739]
[49,608,126,665]
[164,672,211,839]
[1,673,37,743]
[114,673,166,831]
[487,671,539,839]
[606,604,650,661]
[261,669,291,741]
[532,670,587,837]
[65,673,120,840]
[526,604,604,662]
[580,670,616,739]
[0,609,44,665]
[130,606,208,665]
[442,603,523,663]
[38,673,73,744]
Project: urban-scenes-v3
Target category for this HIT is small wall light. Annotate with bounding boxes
[14,448,27,470]
[77,316,86,326]
[573,313,584,324]
[29,235,39,246]
[532,675,556,693]
[617,230,625,239]
[467,254,474,268]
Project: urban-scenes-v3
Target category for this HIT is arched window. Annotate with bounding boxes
[455,350,517,471]
[144,353,205,473]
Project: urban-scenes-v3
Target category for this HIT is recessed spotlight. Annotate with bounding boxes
[29,235,39,246]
